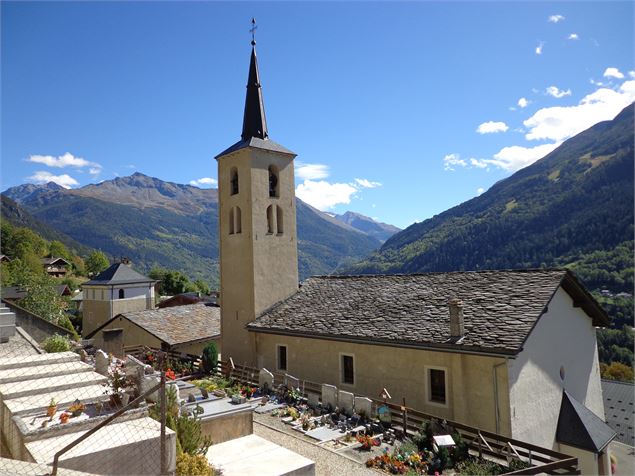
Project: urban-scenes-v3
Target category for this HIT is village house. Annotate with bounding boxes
[41,257,70,277]
[81,262,156,337]
[215,41,616,475]
[87,303,220,357]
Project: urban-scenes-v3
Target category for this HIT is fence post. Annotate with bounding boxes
[401,397,408,436]
[160,368,167,475]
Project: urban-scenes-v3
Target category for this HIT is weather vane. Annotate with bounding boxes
[250,18,257,45]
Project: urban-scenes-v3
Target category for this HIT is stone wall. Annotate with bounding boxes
[1,300,74,344]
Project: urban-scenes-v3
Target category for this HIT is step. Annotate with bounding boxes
[0,324,16,342]
[4,384,109,417]
[0,312,16,325]
[0,372,107,400]
[0,360,93,385]
[0,351,79,371]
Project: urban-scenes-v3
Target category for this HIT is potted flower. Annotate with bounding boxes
[59,412,71,424]
[68,399,85,417]
[47,398,58,418]
[104,363,133,407]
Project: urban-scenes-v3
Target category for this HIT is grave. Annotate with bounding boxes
[184,396,253,444]
[338,390,354,415]
[321,384,337,409]
[354,396,372,418]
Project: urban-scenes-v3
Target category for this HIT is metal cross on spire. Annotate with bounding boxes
[250,18,257,46]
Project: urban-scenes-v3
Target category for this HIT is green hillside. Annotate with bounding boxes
[346,104,634,294]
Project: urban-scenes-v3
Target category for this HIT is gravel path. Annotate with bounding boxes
[253,414,377,476]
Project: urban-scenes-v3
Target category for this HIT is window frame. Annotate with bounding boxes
[425,365,449,407]
[340,353,355,386]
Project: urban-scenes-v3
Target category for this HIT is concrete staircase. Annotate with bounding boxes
[0,305,16,343]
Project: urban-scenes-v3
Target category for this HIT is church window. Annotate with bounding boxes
[427,367,447,405]
[118,289,125,299]
[276,206,284,234]
[266,205,274,234]
[341,354,355,385]
[229,208,235,234]
[277,345,287,371]
[230,167,239,195]
[268,165,279,198]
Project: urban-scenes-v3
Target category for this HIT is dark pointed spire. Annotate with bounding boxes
[241,19,268,141]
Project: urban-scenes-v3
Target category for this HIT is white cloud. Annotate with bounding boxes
[295,180,357,210]
[629,71,635,79]
[443,153,467,171]
[488,142,561,171]
[603,67,624,79]
[567,33,579,40]
[476,121,509,134]
[518,97,529,108]
[470,158,488,169]
[525,80,635,142]
[295,162,329,180]
[27,152,102,174]
[476,187,485,195]
[535,42,544,55]
[189,177,218,187]
[353,178,381,189]
[548,14,565,23]
[545,86,572,98]
[27,171,79,189]
[88,167,101,176]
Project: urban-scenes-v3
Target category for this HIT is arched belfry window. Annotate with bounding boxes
[276,206,284,234]
[230,167,239,196]
[268,165,279,198]
[266,205,274,234]
[229,207,242,235]
[119,289,125,299]
[235,206,242,234]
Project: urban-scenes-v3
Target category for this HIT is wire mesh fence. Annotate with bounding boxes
[0,339,173,475]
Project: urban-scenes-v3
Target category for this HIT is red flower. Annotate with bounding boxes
[165,369,176,380]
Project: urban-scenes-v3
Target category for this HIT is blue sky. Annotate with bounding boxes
[2,1,633,229]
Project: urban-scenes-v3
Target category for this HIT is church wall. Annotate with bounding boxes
[507,287,604,449]
[254,332,511,435]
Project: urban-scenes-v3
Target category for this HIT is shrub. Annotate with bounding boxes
[455,457,504,475]
[201,342,218,374]
[42,334,72,353]
[176,453,215,476]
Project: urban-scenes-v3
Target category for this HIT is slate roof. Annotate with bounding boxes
[83,263,155,286]
[2,285,71,300]
[115,304,220,346]
[248,269,608,355]
[556,391,616,452]
[215,136,296,159]
[601,379,634,446]
[41,257,70,266]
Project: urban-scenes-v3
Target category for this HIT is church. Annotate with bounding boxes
[215,38,616,474]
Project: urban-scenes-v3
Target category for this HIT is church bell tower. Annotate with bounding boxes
[215,30,299,366]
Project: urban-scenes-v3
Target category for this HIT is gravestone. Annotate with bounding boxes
[140,374,160,403]
[355,396,372,418]
[307,392,320,408]
[338,390,354,415]
[259,368,274,390]
[285,374,300,390]
[95,350,109,376]
[321,384,338,409]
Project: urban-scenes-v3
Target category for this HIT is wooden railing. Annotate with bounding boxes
[218,359,579,475]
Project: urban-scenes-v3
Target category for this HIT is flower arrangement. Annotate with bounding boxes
[68,400,86,417]
[59,412,71,424]
[284,407,299,420]
[356,434,380,450]
[365,445,430,474]
[240,385,257,398]
[165,368,176,380]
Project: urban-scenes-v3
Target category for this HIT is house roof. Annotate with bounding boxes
[41,257,70,266]
[556,390,616,452]
[89,304,220,346]
[0,254,11,262]
[1,285,71,300]
[83,263,155,286]
[601,379,634,446]
[247,269,609,355]
[215,136,295,159]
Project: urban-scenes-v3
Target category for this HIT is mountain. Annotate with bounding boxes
[345,104,635,296]
[3,174,381,286]
[333,211,401,242]
[1,195,93,257]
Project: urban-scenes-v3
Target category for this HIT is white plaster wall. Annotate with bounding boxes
[83,285,152,301]
[507,287,604,449]
[558,443,599,476]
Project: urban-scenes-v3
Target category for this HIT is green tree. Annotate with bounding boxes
[202,342,218,374]
[85,251,109,276]
[19,273,69,324]
[601,361,635,382]
[193,279,211,296]
[48,240,71,261]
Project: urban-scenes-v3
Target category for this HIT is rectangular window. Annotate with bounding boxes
[277,345,287,372]
[341,354,354,385]
[429,368,446,404]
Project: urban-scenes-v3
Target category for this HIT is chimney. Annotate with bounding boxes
[448,298,464,338]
